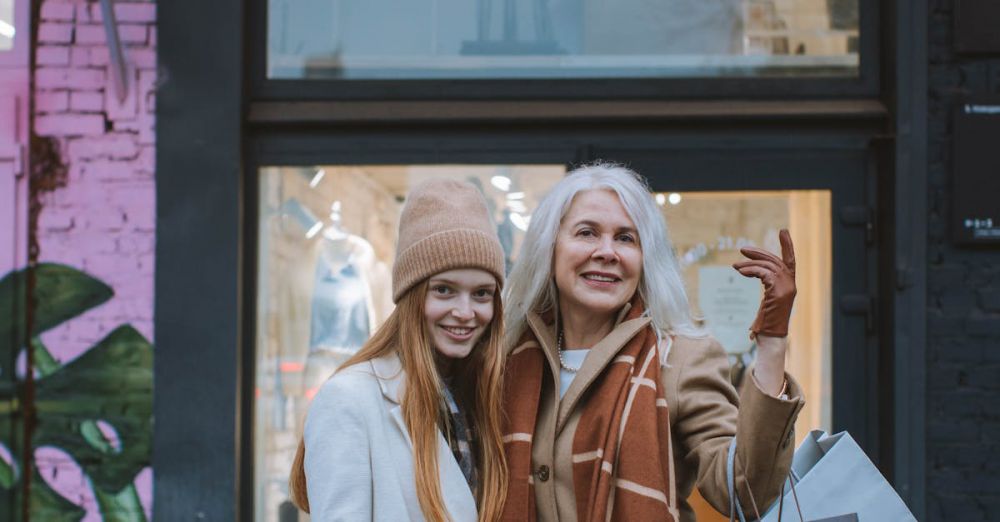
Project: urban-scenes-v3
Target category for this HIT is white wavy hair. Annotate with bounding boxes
[503,161,705,350]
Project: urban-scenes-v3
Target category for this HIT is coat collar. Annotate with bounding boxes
[526,304,652,434]
[526,302,635,361]
[371,353,405,404]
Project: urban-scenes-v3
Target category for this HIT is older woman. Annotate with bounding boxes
[501,163,803,521]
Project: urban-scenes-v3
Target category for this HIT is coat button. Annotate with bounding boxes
[536,465,550,482]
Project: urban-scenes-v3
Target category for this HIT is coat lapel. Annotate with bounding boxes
[371,355,410,441]
[372,353,405,403]
[525,305,654,435]
[436,433,478,520]
[525,313,561,383]
[370,354,478,521]
[555,316,650,434]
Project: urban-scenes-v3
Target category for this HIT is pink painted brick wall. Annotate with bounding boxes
[36,46,71,66]
[32,1,157,520]
[39,2,75,21]
[34,0,157,354]
[37,23,74,44]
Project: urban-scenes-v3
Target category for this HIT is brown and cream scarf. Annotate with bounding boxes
[501,298,677,521]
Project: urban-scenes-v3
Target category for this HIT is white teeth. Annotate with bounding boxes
[443,326,472,335]
[584,274,617,282]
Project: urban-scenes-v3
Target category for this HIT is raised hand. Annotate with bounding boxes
[732,229,797,338]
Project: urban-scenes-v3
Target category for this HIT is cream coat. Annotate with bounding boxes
[520,309,805,522]
[304,354,477,521]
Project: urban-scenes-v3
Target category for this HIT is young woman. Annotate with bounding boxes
[289,179,508,521]
[501,163,804,521]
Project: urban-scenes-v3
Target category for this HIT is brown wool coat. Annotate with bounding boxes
[518,308,805,522]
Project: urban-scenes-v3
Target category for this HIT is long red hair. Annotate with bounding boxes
[288,278,508,521]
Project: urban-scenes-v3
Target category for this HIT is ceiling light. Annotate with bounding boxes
[306,222,324,239]
[490,175,511,192]
[507,200,527,213]
[309,169,326,188]
[510,213,530,231]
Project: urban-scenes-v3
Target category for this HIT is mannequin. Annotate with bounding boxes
[303,202,379,397]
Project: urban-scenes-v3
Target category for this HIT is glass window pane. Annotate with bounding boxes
[253,164,565,521]
[253,172,834,521]
[267,0,858,80]
[655,189,832,445]
[0,0,14,51]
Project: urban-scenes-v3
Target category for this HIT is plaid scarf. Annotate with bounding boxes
[443,384,478,496]
[501,298,677,521]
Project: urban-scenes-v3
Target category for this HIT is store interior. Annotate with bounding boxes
[253,165,831,521]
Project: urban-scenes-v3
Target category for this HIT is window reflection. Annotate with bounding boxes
[267,0,859,79]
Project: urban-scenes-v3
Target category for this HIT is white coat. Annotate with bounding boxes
[303,354,478,521]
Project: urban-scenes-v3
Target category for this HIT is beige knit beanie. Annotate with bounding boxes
[392,178,505,302]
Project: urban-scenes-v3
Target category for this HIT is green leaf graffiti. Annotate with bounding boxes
[29,467,86,522]
[92,479,148,522]
[0,264,151,521]
[35,325,152,495]
[0,263,114,342]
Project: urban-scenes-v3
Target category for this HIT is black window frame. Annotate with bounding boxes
[247,0,881,101]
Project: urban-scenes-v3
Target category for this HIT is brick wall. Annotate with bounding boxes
[32,0,156,519]
[926,2,1000,520]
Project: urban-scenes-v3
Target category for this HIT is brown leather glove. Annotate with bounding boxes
[732,229,797,338]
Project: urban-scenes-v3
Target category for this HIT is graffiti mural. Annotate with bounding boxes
[0,263,152,520]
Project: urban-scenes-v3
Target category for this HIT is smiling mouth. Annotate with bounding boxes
[582,273,621,283]
[440,325,475,339]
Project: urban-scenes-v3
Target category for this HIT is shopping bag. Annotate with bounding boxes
[727,430,917,522]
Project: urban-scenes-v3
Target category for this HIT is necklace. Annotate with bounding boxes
[557,331,582,373]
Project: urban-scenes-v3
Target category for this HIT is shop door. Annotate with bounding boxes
[248,131,879,522]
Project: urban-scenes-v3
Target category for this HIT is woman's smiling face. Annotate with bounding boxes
[424,268,497,359]
[553,189,642,325]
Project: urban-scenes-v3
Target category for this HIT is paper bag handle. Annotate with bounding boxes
[727,438,762,522]
[727,437,805,522]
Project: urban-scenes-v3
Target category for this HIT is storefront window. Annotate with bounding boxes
[254,164,565,521]
[254,167,832,521]
[0,0,14,51]
[267,0,858,79]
